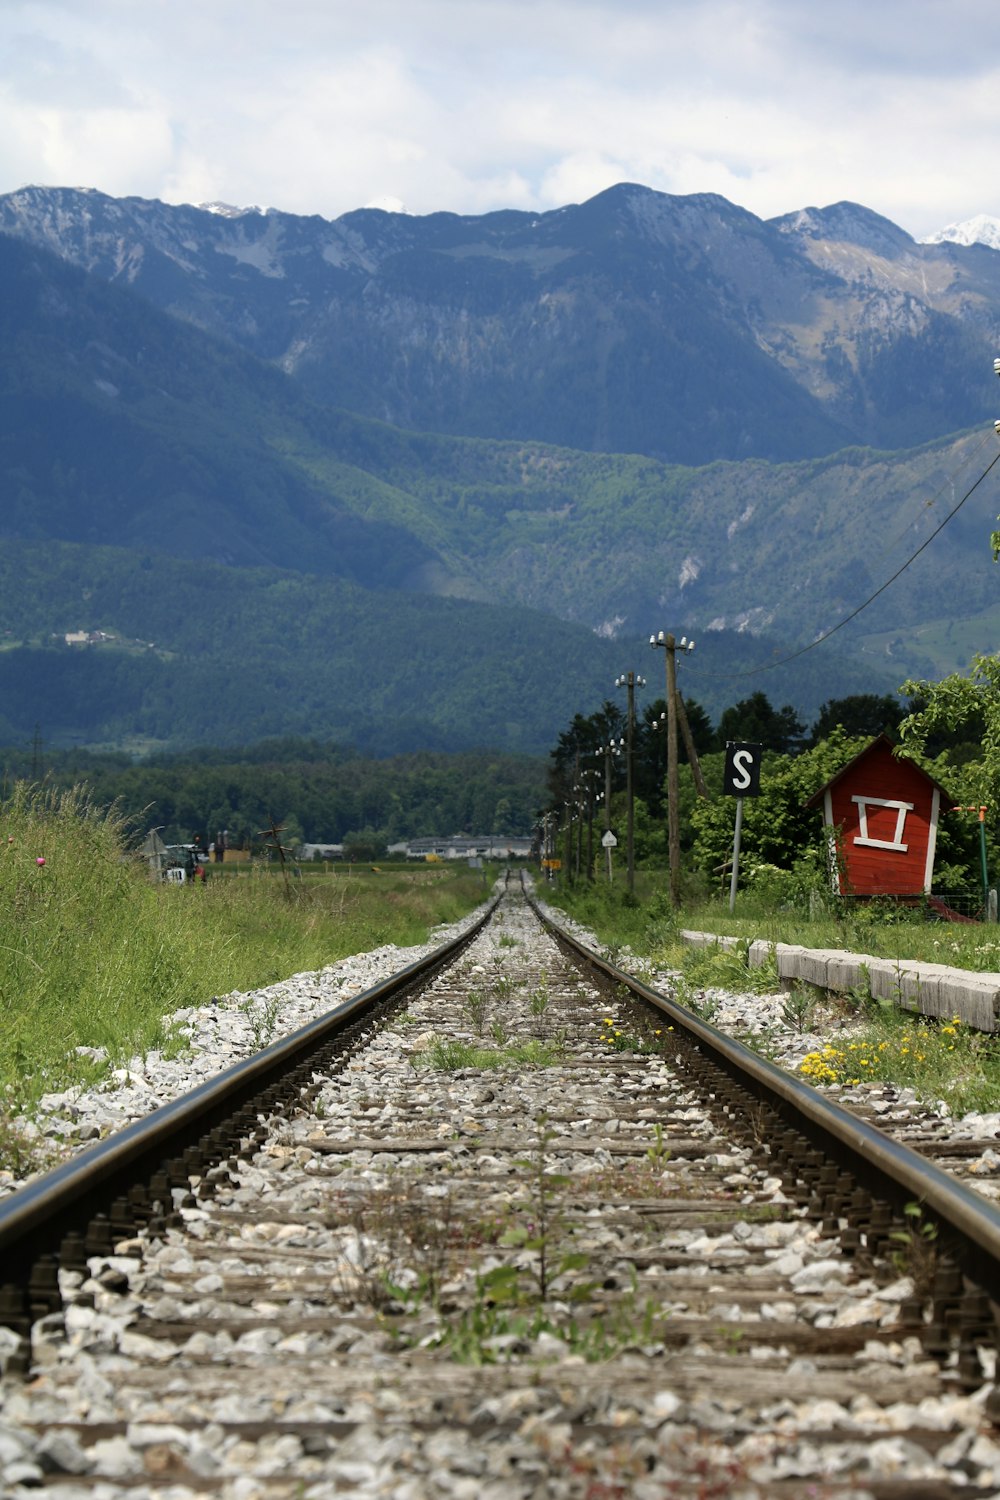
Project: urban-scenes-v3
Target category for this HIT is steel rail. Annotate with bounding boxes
[530,890,1000,1295]
[0,890,500,1298]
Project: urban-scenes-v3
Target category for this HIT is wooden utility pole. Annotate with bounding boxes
[615,671,646,897]
[676,695,708,798]
[599,740,618,883]
[665,640,680,907]
[650,631,696,908]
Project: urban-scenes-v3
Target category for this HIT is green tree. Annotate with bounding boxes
[343,827,389,862]
[688,729,870,883]
[716,692,805,755]
[809,694,907,745]
[898,659,1000,807]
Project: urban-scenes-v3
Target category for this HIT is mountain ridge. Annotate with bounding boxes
[5,181,1000,465]
[1,229,993,649]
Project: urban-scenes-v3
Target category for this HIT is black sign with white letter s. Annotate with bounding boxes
[723,742,762,797]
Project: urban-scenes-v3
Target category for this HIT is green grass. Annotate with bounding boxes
[0,782,489,1112]
[798,1009,1000,1116]
[544,875,1000,1112]
[415,1036,561,1071]
[545,874,1000,972]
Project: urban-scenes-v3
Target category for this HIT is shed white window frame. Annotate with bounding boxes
[850,795,913,853]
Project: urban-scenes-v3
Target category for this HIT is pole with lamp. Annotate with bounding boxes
[579,766,600,882]
[543,810,558,881]
[595,739,621,883]
[649,631,695,907]
[615,671,646,896]
[572,780,588,880]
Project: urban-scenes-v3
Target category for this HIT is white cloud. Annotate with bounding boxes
[1,0,1000,236]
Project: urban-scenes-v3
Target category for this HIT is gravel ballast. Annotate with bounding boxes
[2,883,999,1497]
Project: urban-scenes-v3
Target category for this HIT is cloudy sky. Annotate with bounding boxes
[1,0,998,238]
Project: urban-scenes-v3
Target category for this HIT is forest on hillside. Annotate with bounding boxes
[0,738,549,854]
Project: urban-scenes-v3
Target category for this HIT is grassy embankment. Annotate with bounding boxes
[544,875,1000,1117]
[0,783,489,1116]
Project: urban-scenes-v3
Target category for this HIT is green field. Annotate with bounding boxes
[0,782,489,1115]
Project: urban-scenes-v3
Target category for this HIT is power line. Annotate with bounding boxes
[686,447,1000,684]
[871,429,992,563]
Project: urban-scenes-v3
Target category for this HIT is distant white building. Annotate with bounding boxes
[296,836,530,862]
[405,835,531,861]
[298,843,345,860]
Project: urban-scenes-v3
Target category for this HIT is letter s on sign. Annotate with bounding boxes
[731,749,753,791]
[724,742,761,797]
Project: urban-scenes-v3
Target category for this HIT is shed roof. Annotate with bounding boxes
[802,734,951,811]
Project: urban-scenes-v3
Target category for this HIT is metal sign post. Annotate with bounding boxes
[723,742,763,913]
[950,805,990,915]
[601,828,618,884]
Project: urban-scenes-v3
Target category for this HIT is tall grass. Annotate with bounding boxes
[0,783,488,1109]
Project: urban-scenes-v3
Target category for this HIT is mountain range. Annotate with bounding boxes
[1,182,999,756]
[5,182,1000,465]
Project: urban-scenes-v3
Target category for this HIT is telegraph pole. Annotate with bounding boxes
[615,671,645,897]
[650,632,695,907]
[581,767,599,882]
[598,739,619,883]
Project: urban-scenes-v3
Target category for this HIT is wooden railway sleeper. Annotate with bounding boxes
[83,1212,114,1258]
[27,1254,59,1323]
[58,1228,87,1274]
[0,1283,30,1340]
[958,1290,997,1392]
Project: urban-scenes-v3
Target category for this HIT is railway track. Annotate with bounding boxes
[2,878,1000,1496]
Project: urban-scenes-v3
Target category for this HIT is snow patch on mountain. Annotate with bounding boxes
[593,615,625,639]
[727,503,755,540]
[365,196,409,214]
[678,556,701,588]
[199,202,265,219]
[920,215,1000,250]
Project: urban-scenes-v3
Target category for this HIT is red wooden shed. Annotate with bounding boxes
[804,735,950,897]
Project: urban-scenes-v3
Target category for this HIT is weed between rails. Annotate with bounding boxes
[597,1014,668,1053]
[328,1116,674,1367]
[459,968,523,1036]
[415,1036,562,1071]
[431,1271,664,1366]
[889,1202,940,1299]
